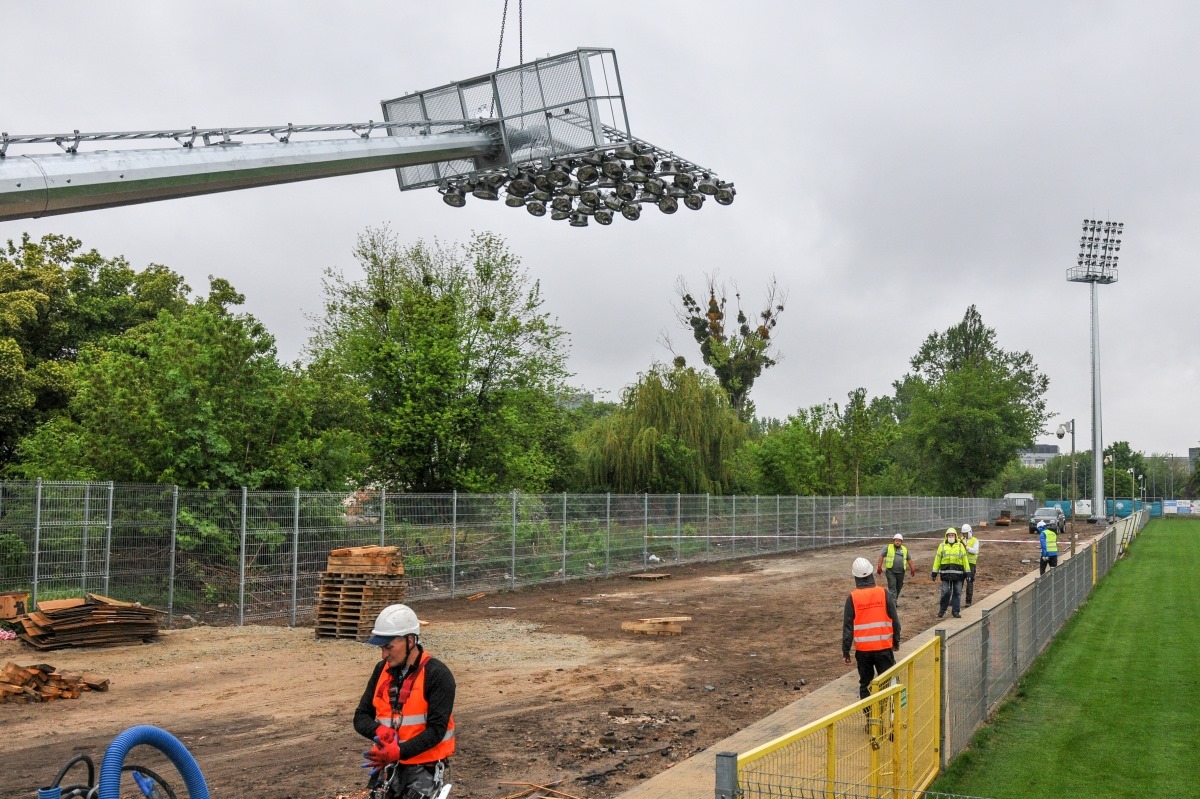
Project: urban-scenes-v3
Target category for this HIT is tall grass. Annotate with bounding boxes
[930,519,1200,798]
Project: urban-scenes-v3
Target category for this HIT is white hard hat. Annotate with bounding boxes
[893,533,904,541]
[1037,521,1046,529]
[368,603,421,645]
[852,557,874,578]
[961,524,972,535]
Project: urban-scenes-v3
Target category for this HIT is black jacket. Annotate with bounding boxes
[354,648,456,761]
[842,575,901,658]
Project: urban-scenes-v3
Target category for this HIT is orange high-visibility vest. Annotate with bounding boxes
[850,586,894,652]
[373,652,456,764]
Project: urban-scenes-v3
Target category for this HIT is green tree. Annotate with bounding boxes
[12,279,366,488]
[894,306,1049,496]
[0,233,189,467]
[310,228,571,492]
[674,275,785,421]
[574,364,748,493]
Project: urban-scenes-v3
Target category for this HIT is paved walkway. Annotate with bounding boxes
[614,527,1100,799]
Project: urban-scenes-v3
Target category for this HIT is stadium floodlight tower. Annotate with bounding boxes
[0,48,733,226]
[1068,219,1123,525]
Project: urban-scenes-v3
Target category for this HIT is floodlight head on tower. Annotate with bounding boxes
[383,47,734,227]
[1068,219,1122,284]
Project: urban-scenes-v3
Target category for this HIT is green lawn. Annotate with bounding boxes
[929,519,1200,798]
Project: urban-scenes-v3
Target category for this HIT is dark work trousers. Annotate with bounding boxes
[964,564,977,605]
[938,576,963,616]
[854,649,897,699]
[1040,555,1059,575]
[885,570,907,598]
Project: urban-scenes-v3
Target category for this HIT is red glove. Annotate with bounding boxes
[364,733,401,770]
[375,725,397,745]
[875,566,882,575]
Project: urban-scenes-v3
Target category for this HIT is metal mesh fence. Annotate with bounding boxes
[0,480,992,628]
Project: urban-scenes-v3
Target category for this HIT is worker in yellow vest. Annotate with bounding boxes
[931,528,968,619]
[961,524,980,606]
[875,533,917,599]
[1039,521,1059,575]
[843,557,901,699]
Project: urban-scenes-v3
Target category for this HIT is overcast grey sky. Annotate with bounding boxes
[5,2,1198,457]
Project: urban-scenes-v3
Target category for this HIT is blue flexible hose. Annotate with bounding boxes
[97,725,209,799]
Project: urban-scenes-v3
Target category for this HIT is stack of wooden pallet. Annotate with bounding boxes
[14,594,163,650]
[315,545,406,641]
[0,661,110,704]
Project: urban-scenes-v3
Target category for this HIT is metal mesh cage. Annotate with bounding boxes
[381,48,629,190]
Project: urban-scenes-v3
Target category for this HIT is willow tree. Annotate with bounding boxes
[574,364,748,493]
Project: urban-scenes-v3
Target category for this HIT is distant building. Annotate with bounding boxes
[1020,444,1060,468]
[1190,447,1200,468]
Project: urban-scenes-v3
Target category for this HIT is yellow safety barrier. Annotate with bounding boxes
[868,637,942,792]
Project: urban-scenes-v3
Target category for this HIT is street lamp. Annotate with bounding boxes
[1103,454,1115,521]
[1139,474,1145,509]
[1069,219,1123,524]
[1057,420,1077,554]
[1126,467,1135,517]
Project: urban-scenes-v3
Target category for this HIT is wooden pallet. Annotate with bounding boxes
[629,572,670,581]
[314,558,406,641]
[621,616,692,635]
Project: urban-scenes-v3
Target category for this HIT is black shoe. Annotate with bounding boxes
[952,613,961,618]
[936,612,945,619]
[965,600,972,606]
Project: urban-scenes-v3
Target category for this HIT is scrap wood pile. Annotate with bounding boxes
[315,545,406,641]
[14,594,164,650]
[0,661,109,705]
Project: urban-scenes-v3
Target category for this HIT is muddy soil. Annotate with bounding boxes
[0,523,1064,799]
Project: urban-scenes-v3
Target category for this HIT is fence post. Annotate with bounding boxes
[794,495,799,552]
[1011,590,1020,676]
[291,487,300,627]
[776,495,781,552]
[32,478,42,607]
[82,484,91,594]
[936,627,949,767]
[510,490,517,590]
[705,493,711,563]
[643,493,649,569]
[451,490,458,599]
[676,493,682,563]
[755,495,760,552]
[379,487,386,547]
[103,481,114,596]
[981,607,991,714]
[714,751,739,799]
[239,487,247,627]
[605,493,611,578]
[168,486,179,628]
[562,492,568,583]
[732,495,737,557]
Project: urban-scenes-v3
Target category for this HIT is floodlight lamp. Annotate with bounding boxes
[504,193,526,208]
[533,173,555,192]
[551,195,573,212]
[658,195,679,214]
[563,180,583,197]
[526,199,547,217]
[614,144,638,161]
[509,172,536,196]
[578,188,601,208]
[442,187,467,207]
[550,209,571,221]
[576,158,601,185]
[569,212,589,227]
[594,208,614,225]
[601,156,626,180]
[620,202,641,221]
[530,189,552,203]
[547,164,572,187]
[633,151,657,172]
[657,161,678,178]
[472,183,500,201]
[697,174,718,195]
[603,192,624,211]
[684,192,705,210]
[715,182,736,205]
[643,178,665,196]
[615,182,636,201]
[627,169,649,184]
[673,172,696,191]
[483,173,508,189]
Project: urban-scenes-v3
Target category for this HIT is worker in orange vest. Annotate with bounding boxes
[842,557,902,699]
[356,603,456,799]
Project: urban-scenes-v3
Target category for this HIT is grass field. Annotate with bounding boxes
[928,518,1200,798]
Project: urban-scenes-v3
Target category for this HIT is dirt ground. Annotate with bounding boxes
[0,523,1071,799]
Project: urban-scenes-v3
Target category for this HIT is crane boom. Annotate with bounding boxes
[0,129,497,222]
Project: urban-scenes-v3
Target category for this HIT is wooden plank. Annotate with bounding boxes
[621,620,684,635]
[628,573,670,581]
[636,616,692,623]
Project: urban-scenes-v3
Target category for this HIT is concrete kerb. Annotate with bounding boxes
[613,523,1109,799]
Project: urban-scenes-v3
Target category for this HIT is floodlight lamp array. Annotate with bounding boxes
[435,141,735,227]
[1068,218,1123,284]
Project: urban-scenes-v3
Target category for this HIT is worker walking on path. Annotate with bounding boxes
[961,524,980,606]
[843,557,901,699]
[875,533,917,599]
[931,528,968,619]
[356,603,456,799]
[1039,521,1059,575]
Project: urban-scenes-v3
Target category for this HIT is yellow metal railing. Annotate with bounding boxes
[868,637,941,793]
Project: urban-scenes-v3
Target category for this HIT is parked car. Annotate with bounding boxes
[1029,506,1066,534]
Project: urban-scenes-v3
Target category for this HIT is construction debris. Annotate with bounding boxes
[14,594,163,650]
[0,661,110,704]
[0,591,29,620]
[620,615,692,635]
[628,572,670,581]
[315,545,406,641]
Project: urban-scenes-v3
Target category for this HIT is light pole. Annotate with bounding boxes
[1127,467,1135,517]
[1057,420,1077,553]
[1139,474,1145,509]
[1103,454,1115,521]
[1069,219,1123,524]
